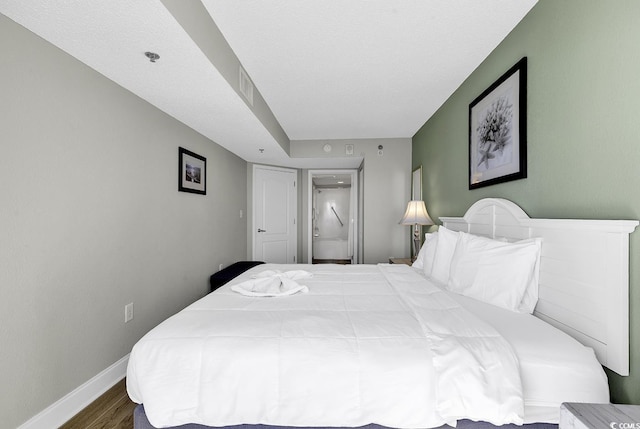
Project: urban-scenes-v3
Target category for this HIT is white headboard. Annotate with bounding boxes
[440,198,638,376]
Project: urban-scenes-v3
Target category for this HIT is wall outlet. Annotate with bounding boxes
[125,302,134,323]
[219,264,224,271]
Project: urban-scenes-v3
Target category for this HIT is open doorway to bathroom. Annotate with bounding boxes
[307,170,359,264]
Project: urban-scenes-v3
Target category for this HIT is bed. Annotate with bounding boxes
[127,198,638,429]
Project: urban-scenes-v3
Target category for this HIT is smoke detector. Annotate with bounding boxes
[144,52,160,63]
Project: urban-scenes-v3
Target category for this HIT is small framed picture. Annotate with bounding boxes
[469,57,527,189]
[178,147,206,195]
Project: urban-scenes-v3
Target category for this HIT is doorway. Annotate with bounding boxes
[307,170,359,264]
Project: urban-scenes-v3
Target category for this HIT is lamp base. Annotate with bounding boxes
[412,225,421,260]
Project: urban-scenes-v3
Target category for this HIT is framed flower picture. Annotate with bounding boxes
[469,57,527,189]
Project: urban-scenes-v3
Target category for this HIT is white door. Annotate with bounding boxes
[253,165,297,263]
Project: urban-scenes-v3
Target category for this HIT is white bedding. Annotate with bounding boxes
[443,287,610,422]
[127,263,608,428]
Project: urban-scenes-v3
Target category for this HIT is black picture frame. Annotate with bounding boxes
[469,57,527,190]
[178,147,206,195]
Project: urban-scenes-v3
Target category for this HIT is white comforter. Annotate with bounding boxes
[127,264,523,428]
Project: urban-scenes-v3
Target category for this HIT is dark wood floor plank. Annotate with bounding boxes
[91,395,136,429]
[59,378,135,429]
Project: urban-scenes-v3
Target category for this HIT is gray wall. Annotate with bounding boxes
[293,139,412,264]
[0,15,247,428]
[412,0,640,404]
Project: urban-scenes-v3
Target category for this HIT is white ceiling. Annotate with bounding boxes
[0,0,537,168]
[313,174,352,188]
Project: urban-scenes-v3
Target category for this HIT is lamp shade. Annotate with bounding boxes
[399,200,434,226]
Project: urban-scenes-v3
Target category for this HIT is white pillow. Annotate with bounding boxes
[411,234,427,270]
[488,236,542,313]
[419,232,438,275]
[447,232,541,312]
[514,237,542,313]
[430,226,460,284]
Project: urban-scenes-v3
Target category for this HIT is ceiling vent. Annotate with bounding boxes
[238,66,254,106]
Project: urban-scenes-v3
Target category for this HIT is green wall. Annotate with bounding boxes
[413,1,640,404]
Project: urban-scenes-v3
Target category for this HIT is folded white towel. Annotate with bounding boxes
[231,270,312,297]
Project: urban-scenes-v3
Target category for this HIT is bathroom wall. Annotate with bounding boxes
[314,187,351,240]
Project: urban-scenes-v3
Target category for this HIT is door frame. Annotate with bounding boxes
[307,169,359,264]
[252,164,298,262]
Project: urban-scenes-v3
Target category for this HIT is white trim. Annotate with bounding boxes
[18,354,129,429]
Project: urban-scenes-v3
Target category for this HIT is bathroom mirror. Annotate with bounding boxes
[412,166,422,201]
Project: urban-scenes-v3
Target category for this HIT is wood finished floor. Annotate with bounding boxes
[59,378,136,429]
[312,259,351,264]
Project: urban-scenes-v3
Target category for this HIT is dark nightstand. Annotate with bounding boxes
[388,258,412,266]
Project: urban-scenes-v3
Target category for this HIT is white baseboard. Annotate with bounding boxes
[18,354,130,429]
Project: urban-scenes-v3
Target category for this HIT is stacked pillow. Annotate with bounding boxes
[412,227,542,313]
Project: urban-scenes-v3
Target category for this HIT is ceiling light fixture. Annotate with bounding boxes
[145,51,160,63]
